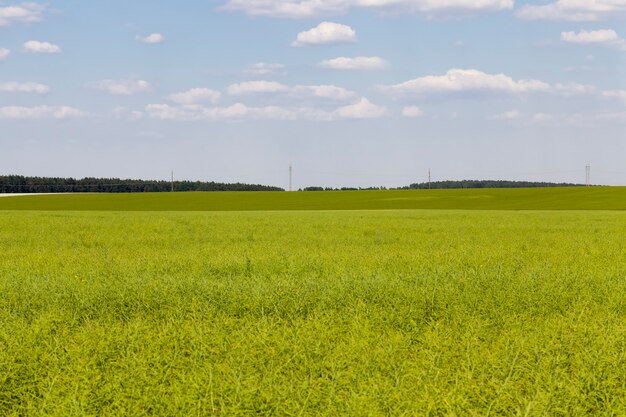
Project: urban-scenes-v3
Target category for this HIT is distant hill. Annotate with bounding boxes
[402,180,585,190]
[0,176,284,193]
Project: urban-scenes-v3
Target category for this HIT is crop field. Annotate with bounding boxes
[1,186,625,211]
[1,190,626,415]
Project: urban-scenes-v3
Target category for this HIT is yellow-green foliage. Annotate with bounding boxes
[1,210,626,415]
[0,186,625,211]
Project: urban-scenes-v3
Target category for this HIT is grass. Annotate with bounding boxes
[1,208,626,415]
[0,186,625,211]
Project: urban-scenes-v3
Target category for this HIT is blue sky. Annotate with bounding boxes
[1,0,625,188]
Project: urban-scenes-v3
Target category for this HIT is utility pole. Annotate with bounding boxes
[289,165,293,192]
[428,168,431,190]
[586,163,591,187]
[171,170,174,192]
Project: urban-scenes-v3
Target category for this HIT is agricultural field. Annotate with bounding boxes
[0,186,625,211]
[1,190,626,415]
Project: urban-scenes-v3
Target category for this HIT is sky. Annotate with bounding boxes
[1,0,626,189]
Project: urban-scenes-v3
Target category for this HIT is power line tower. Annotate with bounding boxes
[586,163,591,186]
[171,170,174,192]
[428,168,431,190]
[289,165,293,192]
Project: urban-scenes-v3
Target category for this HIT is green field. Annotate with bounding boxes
[0,186,625,211]
[1,191,626,415]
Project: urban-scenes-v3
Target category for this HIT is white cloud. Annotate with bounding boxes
[594,111,626,122]
[0,105,85,120]
[136,33,165,44]
[145,97,386,121]
[293,85,356,100]
[113,107,145,121]
[602,90,626,102]
[561,29,618,43]
[491,109,522,120]
[89,79,151,95]
[385,70,598,102]
[0,82,50,94]
[228,80,290,95]
[292,22,356,46]
[245,63,286,76]
[168,88,221,104]
[383,69,550,96]
[490,109,626,126]
[222,0,513,18]
[553,83,596,96]
[24,41,62,54]
[532,113,556,123]
[402,106,423,118]
[517,0,626,21]
[561,29,626,50]
[333,98,386,119]
[0,3,44,26]
[0,48,10,60]
[318,56,388,70]
[24,40,62,54]
[227,81,355,100]
[146,103,288,121]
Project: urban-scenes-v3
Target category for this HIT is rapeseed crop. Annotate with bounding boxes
[0,186,625,211]
[1,209,625,415]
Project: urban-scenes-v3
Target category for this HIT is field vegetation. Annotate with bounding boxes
[0,186,625,211]
[1,200,625,415]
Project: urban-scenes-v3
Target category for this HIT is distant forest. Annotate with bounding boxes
[0,176,587,194]
[0,176,284,193]
[402,180,584,189]
[303,180,584,191]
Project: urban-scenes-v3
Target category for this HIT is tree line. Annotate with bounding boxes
[402,180,583,189]
[0,176,284,193]
[302,180,583,191]
[0,176,586,194]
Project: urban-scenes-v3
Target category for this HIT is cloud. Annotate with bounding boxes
[222,0,513,18]
[228,80,290,95]
[561,29,626,49]
[292,22,356,46]
[0,48,10,60]
[333,98,386,119]
[553,83,596,96]
[23,40,62,54]
[144,97,385,121]
[136,33,165,44]
[490,111,591,127]
[168,88,221,104]
[517,0,626,21]
[490,109,522,120]
[145,103,289,121]
[383,69,550,97]
[0,105,85,120]
[245,62,286,76]
[0,82,50,94]
[318,56,388,70]
[88,79,151,95]
[0,3,44,26]
[293,85,356,100]
[113,107,145,121]
[226,81,356,101]
[561,29,618,43]
[402,106,423,118]
[602,90,626,102]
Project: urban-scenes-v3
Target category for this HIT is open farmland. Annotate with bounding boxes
[0,186,625,211]
[1,190,626,415]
